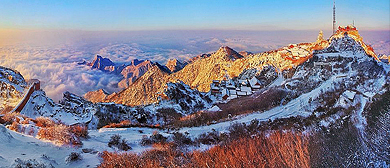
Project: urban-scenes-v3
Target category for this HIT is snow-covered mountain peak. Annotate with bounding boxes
[0,124,13,143]
[327,26,379,61]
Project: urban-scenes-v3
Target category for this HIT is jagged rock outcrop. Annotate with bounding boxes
[83,89,109,103]
[163,81,213,112]
[20,90,62,118]
[107,64,170,106]
[239,51,253,57]
[118,60,154,88]
[87,55,116,72]
[218,46,244,61]
[165,59,187,73]
[0,66,27,110]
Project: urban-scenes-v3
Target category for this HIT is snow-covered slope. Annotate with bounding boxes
[19,91,93,126]
[180,45,389,139]
[17,80,213,129]
[174,27,389,137]
[0,124,106,167]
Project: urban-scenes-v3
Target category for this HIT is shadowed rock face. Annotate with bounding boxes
[218,46,244,61]
[165,59,187,73]
[87,55,115,72]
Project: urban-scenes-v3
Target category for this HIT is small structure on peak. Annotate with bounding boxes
[211,80,220,95]
[337,25,357,33]
[333,0,336,34]
[249,77,262,91]
[379,55,389,64]
[317,30,324,42]
[329,25,379,61]
[28,79,40,91]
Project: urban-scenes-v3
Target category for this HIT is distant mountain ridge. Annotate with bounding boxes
[80,55,185,90]
[87,55,116,72]
[84,26,382,107]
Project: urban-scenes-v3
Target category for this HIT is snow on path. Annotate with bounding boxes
[0,125,167,167]
[180,74,346,138]
[84,127,167,154]
[0,125,91,167]
[269,72,285,87]
[353,94,368,130]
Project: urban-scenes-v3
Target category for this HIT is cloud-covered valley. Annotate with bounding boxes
[0,30,388,102]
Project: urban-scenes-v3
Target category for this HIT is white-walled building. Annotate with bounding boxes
[211,77,264,102]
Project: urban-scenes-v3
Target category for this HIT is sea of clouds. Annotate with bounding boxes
[0,30,388,102]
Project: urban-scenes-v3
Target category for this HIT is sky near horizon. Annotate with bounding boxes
[0,0,389,31]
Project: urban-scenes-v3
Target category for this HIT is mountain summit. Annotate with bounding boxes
[328,25,378,60]
[216,46,244,61]
[87,55,116,71]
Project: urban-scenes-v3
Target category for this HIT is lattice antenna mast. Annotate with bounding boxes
[333,0,336,34]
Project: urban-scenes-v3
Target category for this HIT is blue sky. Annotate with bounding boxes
[0,0,389,31]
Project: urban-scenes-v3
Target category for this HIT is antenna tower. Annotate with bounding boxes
[333,0,336,34]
